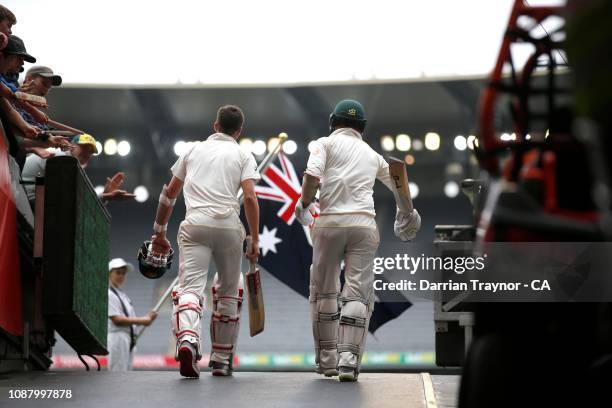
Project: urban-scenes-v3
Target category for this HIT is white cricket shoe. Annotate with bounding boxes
[338,367,358,382]
[178,341,200,378]
[316,365,339,377]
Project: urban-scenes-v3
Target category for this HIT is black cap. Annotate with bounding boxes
[3,35,36,63]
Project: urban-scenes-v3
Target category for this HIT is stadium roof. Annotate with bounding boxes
[7,0,564,85]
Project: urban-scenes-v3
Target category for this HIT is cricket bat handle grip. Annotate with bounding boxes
[394,191,414,213]
[245,235,256,267]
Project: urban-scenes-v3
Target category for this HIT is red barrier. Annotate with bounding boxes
[478,0,565,176]
[0,125,22,336]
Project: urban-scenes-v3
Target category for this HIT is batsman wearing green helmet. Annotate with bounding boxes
[294,99,421,382]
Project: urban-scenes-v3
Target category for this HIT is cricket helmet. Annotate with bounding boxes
[329,99,367,133]
[137,240,174,279]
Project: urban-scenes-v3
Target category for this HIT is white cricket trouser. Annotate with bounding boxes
[310,219,379,373]
[173,211,245,365]
[107,331,133,371]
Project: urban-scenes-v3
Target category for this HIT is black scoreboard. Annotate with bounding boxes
[42,156,109,355]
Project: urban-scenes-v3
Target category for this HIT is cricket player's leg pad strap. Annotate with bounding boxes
[176,303,203,315]
[338,344,361,354]
[340,315,367,327]
[341,295,370,305]
[318,292,340,300]
[319,312,340,322]
[317,292,340,312]
[212,311,240,323]
[212,273,244,298]
[320,339,337,350]
[216,296,243,316]
[339,300,368,327]
[211,342,235,353]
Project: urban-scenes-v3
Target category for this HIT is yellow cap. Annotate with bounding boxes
[71,133,98,154]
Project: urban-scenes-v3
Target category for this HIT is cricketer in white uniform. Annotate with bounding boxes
[107,258,157,371]
[295,99,421,382]
[149,105,260,378]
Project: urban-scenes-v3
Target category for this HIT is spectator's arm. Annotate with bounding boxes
[0,98,40,139]
[19,135,71,150]
[242,178,260,262]
[19,137,47,149]
[110,312,157,327]
[28,147,55,159]
[100,173,136,202]
[47,119,85,135]
[0,82,14,99]
[150,176,183,255]
[14,100,48,124]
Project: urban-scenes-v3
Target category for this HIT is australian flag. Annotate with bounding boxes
[249,152,411,333]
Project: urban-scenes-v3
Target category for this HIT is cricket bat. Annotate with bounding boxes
[245,237,265,336]
[388,156,414,213]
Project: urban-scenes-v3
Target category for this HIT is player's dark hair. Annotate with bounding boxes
[217,105,244,135]
[330,116,366,134]
[0,5,16,25]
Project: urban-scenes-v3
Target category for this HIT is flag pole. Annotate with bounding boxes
[134,133,288,344]
[238,132,288,201]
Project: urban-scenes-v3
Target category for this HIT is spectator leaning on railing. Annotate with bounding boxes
[0,34,25,89]
[22,66,62,97]
[21,134,136,207]
[0,4,85,164]
[18,66,88,140]
[13,66,58,130]
[20,133,98,204]
[0,4,69,165]
[0,36,70,159]
[0,37,83,164]
[0,35,41,169]
[11,65,86,158]
[0,3,135,210]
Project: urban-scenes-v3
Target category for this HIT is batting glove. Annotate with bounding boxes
[295,198,315,226]
[394,208,421,241]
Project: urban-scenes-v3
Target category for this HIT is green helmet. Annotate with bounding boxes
[329,99,367,133]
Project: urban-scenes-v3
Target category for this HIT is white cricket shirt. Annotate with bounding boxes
[305,128,394,220]
[171,133,260,219]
